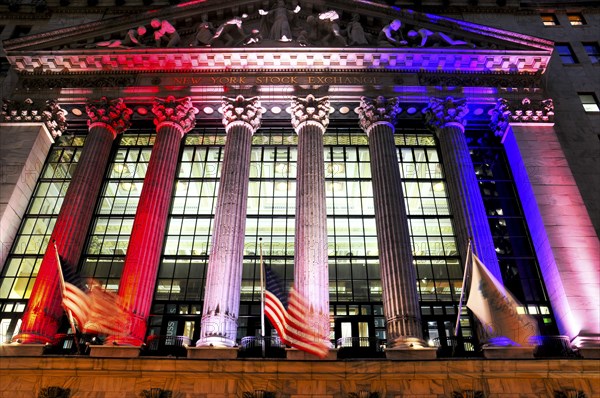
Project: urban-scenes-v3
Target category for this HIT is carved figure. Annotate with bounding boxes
[192,15,214,46]
[378,19,407,47]
[97,26,146,48]
[151,18,180,48]
[209,15,249,47]
[407,28,474,47]
[259,0,301,42]
[347,13,369,46]
[318,10,347,47]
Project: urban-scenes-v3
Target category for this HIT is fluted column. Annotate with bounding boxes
[109,96,197,346]
[291,94,331,341]
[357,96,424,347]
[198,96,264,347]
[14,97,132,344]
[425,97,502,281]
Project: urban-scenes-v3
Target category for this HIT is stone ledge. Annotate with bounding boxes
[0,343,45,357]
[482,346,535,359]
[286,348,338,360]
[187,346,239,359]
[385,347,438,360]
[89,345,141,358]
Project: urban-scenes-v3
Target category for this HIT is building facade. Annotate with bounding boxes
[0,0,598,397]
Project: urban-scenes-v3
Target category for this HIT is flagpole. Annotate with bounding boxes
[454,239,472,338]
[53,241,81,354]
[259,238,266,358]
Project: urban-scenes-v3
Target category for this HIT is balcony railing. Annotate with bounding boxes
[239,336,286,358]
[432,336,480,358]
[142,335,191,357]
[336,337,385,358]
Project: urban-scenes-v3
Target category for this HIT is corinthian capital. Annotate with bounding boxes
[220,95,264,134]
[356,96,402,135]
[290,94,331,133]
[424,96,469,132]
[490,97,554,136]
[86,97,133,137]
[152,96,198,135]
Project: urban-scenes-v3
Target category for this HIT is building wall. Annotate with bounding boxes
[0,357,598,398]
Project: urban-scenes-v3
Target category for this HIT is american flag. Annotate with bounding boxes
[264,267,330,358]
[54,243,130,336]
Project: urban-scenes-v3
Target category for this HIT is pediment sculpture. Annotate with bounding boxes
[86,4,476,49]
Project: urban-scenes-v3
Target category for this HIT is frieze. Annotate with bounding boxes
[418,71,542,88]
[20,75,137,90]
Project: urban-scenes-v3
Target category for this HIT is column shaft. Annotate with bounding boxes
[15,97,131,344]
[294,123,329,338]
[437,124,502,280]
[111,96,197,346]
[198,124,254,346]
[368,123,423,345]
[15,126,119,343]
[112,123,185,345]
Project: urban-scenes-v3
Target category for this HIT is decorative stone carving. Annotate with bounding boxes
[349,391,379,398]
[451,391,485,398]
[290,94,330,133]
[38,387,70,398]
[259,0,301,42]
[150,18,180,48]
[22,76,137,90]
[140,388,172,398]
[554,390,587,398]
[152,96,198,134]
[424,96,469,132]
[220,95,264,133]
[418,72,542,89]
[86,97,132,137]
[490,97,554,135]
[43,99,68,138]
[243,391,274,398]
[378,19,407,47]
[1,98,67,138]
[356,96,402,134]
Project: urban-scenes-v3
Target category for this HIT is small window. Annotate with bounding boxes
[556,43,578,64]
[9,25,32,39]
[541,14,559,26]
[567,13,586,26]
[583,42,600,64]
[578,93,600,112]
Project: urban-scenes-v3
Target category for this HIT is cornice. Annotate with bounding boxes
[7,47,551,74]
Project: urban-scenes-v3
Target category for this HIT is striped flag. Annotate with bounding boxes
[54,243,131,336]
[466,252,539,346]
[264,268,330,358]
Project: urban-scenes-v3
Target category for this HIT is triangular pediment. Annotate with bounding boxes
[4,0,553,75]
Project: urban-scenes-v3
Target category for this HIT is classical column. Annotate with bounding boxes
[425,96,502,281]
[14,97,132,344]
[197,96,264,347]
[356,96,424,347]
[109,96,197,346]
[290,94,331,341]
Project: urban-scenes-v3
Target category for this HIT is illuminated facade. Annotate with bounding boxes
[0,0,599,397]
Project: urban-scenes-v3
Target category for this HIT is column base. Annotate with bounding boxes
[0,343,46,357]
[187,346,239,359]
[385,347,438,360]
[482,345,535,359]
[286,348,337,360]
[89,344,140,358]
[572,333,600,359]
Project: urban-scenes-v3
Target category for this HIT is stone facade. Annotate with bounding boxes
[0,357,598,398]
